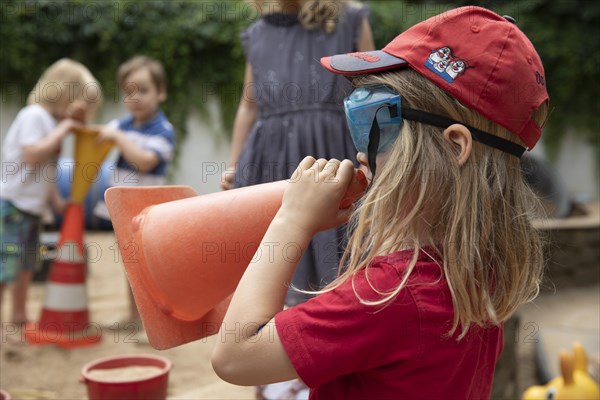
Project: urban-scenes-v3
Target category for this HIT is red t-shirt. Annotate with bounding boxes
[275,249,503,400]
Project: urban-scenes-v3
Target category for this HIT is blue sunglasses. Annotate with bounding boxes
[344,85,402,154]
[343,85,526,177]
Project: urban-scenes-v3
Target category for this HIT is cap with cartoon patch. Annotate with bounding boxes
[321,6,549,149]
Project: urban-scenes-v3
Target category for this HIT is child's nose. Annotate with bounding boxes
[356,152,373,181]
[356,152,368,167]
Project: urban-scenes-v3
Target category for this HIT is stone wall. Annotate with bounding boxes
[537,201,600,291]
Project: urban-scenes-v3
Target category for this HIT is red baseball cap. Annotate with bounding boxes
[321,6,548,149]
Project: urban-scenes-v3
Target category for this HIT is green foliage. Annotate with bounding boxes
[1,0,598,163]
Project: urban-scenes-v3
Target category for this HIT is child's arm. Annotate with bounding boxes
[21,118,82,165]
[221,63,258,190]
[49,185,68,215]
[356,15,375,52]
[212,157,354,385]
[98,126,161,173]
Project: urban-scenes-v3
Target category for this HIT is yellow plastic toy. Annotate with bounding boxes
[71,127,114,204]
[523,342,600,400]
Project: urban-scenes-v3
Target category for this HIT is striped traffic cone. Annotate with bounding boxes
[24,128,111,348]
[25,204,101,348]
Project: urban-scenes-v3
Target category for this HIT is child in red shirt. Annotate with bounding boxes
[212,6,548,399]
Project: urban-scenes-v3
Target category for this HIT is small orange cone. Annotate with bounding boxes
[24,128,112,348]
[106,170,367,349]
[25,203,101,348]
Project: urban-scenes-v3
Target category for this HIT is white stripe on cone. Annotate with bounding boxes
[44,283,88,311]
[55,241,85,263]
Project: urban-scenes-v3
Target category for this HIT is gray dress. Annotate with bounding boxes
[235,5,368,305]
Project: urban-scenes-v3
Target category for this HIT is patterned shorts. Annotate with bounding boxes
[0,200,41,283]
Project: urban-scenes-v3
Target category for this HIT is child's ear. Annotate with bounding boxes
[443,124,472,166]
[158,88,167,103]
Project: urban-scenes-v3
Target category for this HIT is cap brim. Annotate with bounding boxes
[321,50,408,76]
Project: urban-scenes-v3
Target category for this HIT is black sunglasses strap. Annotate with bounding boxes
[401,107,526,158]
[367,113,381,178]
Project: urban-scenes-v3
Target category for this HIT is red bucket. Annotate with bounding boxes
[80,354,172,400]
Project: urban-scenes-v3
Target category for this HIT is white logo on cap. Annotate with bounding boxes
[425,46,472,83]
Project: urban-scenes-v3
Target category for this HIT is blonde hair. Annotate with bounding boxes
[298,0,348,33]
[27,58,102,120]
[117,55,166,92]
[323,69,547,339]
[253,0,356,33]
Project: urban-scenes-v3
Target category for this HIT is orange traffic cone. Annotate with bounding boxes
[25,204,101,348]
[105,170,367,350]
[25,128,112,348]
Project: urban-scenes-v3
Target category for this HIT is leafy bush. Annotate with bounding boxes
[1,0,598,162]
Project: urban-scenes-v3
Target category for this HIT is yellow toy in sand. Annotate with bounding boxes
[523,342,600,400]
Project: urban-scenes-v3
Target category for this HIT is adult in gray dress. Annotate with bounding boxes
[223,0,374,306]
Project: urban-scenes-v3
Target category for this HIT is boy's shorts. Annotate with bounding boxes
[0,200,41,283]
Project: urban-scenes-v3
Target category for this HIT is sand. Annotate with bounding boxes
[0,232,255,400]
[86,366,164,382]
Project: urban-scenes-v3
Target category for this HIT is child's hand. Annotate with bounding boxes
[221,166,236,190]
[50,185,69,215]
[65,100,88,123]
[56,118,84,138]
[97,126,123,144]
[276,156,355,235]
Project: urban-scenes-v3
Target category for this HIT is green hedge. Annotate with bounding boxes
[1,0,598,162]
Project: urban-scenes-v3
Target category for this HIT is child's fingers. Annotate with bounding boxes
[299,156,316,170]
[302,158,327,182]
[323,159,341,177]
[291,156,317,181]
[341,159,355,173]
[335,159,356,186]
[95,130,108,143]
[312,158,328,173]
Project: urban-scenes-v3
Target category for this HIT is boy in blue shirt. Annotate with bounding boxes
[98,56,174,188]
[96,56,175,324]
